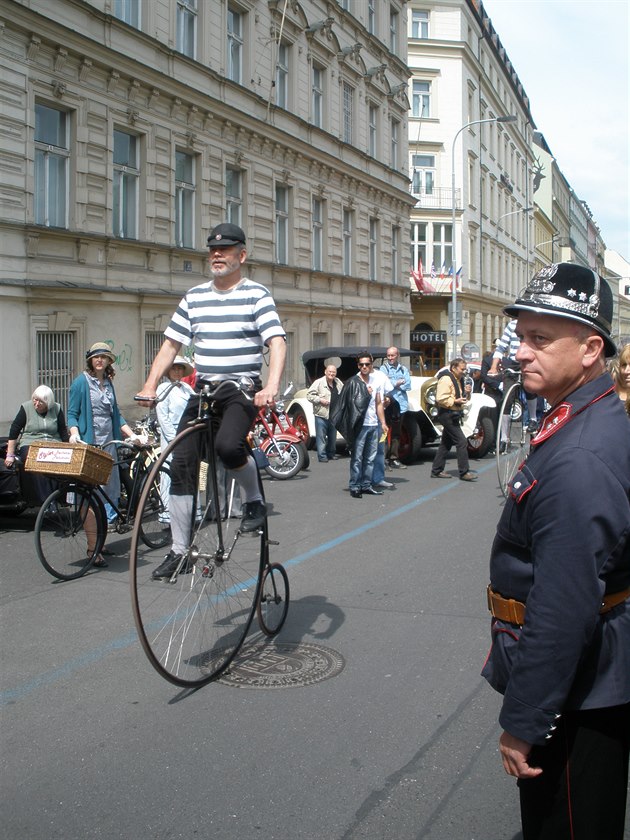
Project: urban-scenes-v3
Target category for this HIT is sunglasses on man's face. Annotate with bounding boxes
[358,362,372,367]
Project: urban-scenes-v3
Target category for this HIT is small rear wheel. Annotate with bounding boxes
[35,485,105,580]
[257,563,289,636]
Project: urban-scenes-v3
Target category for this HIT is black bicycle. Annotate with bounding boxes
[129,378,289,688]
[495,369,531,497]
[34,438,170,581]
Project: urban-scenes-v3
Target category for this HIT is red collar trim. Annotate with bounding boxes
[531,385,616,446]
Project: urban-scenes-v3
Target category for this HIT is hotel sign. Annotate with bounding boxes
[411,330,446,344]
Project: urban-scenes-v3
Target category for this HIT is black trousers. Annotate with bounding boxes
[431,412,469,476]
[171,389,257,496]
[518,703,630,840]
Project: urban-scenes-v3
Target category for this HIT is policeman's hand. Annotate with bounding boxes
[499,731,543,779]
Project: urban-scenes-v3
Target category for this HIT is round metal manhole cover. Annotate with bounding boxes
[217,642,345,690]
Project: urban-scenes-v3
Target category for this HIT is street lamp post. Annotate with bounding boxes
[450,114,517,359]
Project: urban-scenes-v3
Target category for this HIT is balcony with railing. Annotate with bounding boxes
[410,185,458,211]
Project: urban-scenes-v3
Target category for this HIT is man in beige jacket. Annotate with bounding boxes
[307,364,343,462]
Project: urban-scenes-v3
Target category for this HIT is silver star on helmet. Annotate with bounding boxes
[567,288,577,298]
[578,292,587,301]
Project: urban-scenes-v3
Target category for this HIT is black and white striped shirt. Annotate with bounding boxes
[165,278,285,385]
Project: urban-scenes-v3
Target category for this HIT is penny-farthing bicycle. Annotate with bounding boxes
[495,369,531,498]
[129,379,289,687]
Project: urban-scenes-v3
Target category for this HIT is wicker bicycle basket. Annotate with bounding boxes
[24,441,113,485]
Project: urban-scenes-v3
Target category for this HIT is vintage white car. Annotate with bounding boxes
[286,347,497,463]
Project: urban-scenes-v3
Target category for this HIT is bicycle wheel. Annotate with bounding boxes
[496,382,528,498]
[257,563,289,636]
[138,462,171,550]
[130,424,265,687]
[35,485,106,580]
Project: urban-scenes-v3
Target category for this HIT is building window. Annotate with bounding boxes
[312,196,324,271]
[410,221,428,272]
[35,104,68,228]
[113,129,139,239]
[339,0,350,10]
[411,10,429,39]
[368,104,378,158]
[343,331,357,346]
[411,154,435,195]
[227,7,242,84]
[37,331,75,414]
[342,208,352,275]
[342,82,354,144]
[275,184,289,265]
[311,63,324,128]
[433,223,453,272]
[275,42,289,109]
[390,118,399,169]
[369,217,379,281]
[175,151,195,249]
[392,225,400,284]
[412,80,431,118]
[313,331,328,349]
[114,0,140,28]
[389,8,398,53]
[177,0,196,58]
[368,0,376,34]
[144,331,164,380]
[226,166,242,226]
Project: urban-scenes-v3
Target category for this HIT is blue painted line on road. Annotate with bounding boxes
[1,463,495,705]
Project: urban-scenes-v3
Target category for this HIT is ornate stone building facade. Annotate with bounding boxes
[0,0,413,423]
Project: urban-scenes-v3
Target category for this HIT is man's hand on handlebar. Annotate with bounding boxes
[135,391,157,407]
[254,387,278,408]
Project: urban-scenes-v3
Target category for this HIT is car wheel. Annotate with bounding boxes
[399,415,423,464]
[289,408,313,449]
[467,415,495,459]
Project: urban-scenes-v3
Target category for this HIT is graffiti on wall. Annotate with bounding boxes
[104,340,133,372]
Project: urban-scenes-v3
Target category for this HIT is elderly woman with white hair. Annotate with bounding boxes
[4,385,69,502]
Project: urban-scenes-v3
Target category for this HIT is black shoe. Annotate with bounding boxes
[350,489,362,498]
[363,487,384,496]
[527,421,539,434]
[431,471,452,479]
[152,551,191,580]
[331,454,341,460]
[240,500,266,533]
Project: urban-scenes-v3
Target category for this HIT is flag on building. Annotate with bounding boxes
[430,262,436,279]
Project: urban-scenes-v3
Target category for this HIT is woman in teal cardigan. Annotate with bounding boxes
[67,343,137,546]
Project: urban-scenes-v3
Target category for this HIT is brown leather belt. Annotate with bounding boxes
[487,585,630,626]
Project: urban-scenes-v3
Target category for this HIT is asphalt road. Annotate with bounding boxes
[1,450,627,839]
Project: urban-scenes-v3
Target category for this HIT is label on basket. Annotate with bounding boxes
[35,447,74,464]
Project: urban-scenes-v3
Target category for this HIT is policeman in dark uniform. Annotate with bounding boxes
[482,263,630,839]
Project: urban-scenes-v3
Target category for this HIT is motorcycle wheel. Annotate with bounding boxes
[261,437,305,479]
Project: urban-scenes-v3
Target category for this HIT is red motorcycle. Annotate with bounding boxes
[250,384,309,480]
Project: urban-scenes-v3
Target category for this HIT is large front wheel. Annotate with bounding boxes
[130,424,265,687]
[35,485,106,580]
